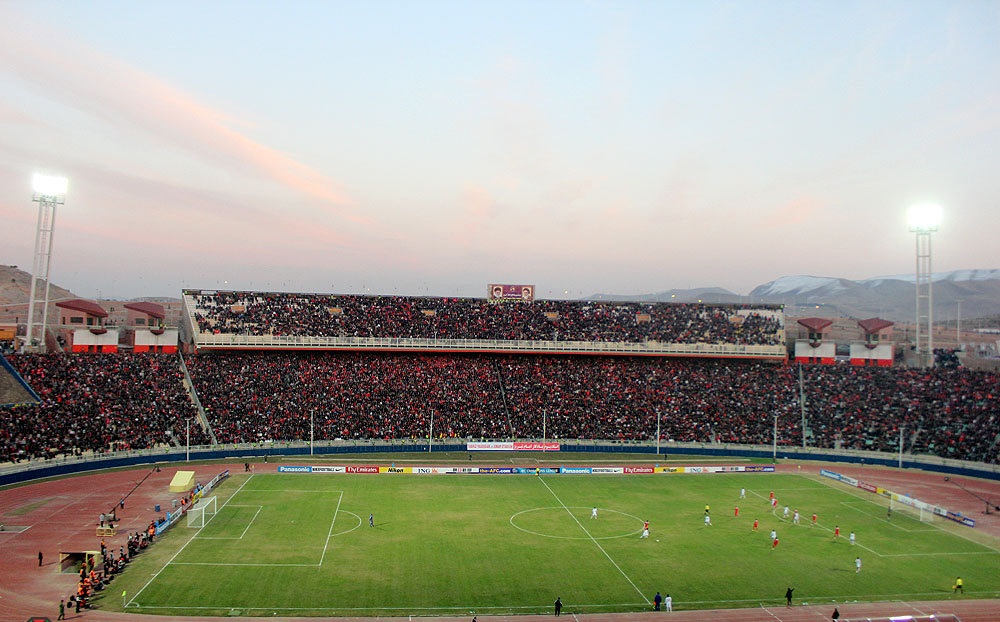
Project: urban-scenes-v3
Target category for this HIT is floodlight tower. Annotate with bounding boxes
[907,203,942,368]
[24,173,68,353]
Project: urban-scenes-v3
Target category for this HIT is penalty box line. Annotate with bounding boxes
[177,490,344,567]
[127,473,256,609]
[751,487,883,557]
[195,505,262,540]
[536,475,649,604]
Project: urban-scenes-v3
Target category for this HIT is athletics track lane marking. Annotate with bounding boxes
[536,475,650,604]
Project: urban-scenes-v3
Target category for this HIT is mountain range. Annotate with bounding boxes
[2,265,998,326]
[592,269,1000,323]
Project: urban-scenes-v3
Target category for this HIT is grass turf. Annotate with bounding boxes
[105,467,1000,617]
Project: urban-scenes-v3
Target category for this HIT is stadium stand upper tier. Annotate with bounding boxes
[182,290,786,357]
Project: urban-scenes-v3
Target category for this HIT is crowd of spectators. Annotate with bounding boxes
[3,350,997,465]
[184,351,999,464]
[190,291,785,346]
[2,353,206,463]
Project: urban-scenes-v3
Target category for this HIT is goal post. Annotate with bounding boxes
[890,496,934,523]
[187,495,217,528]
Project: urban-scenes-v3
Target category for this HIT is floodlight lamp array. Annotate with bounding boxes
[32,173,68,203]
[906,203,942,232]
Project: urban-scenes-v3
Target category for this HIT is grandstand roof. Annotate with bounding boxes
[858,318,894,334]
[56,299,108,318]
[797,317,833,332]
[124,301,165,319]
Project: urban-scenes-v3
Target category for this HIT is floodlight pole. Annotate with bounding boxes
[656,409,661,456]
[24,174,68,353]
[956,299,963,351]
[908,205,941,369]
[799,365,807,448]
[898,425,904,469]
[772,413,779,462]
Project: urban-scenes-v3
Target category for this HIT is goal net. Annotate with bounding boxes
[889,496,935,523]
[187,495,217,528]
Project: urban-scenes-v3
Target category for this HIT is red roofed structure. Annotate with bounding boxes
[55,299,118,352]
[851,318,895,367]
[124,301,177,353]
[793,317,835,365]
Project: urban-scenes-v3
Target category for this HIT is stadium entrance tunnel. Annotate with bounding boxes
[59,550,98,574]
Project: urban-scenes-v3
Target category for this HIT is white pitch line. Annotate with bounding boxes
[127,473,255,608]
[318,490,343,567]
[170,562,318,567]
[811,473,1000,554]
[536,476,649,603]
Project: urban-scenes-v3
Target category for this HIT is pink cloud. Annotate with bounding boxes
[0,11,363,225]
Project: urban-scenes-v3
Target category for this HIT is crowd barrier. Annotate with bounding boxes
[2,440,997,488]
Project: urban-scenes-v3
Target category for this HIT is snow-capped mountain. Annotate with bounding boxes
[592,269,1000,322]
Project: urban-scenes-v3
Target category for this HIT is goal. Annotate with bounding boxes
[889,497,935,523]
[187,495,217,528]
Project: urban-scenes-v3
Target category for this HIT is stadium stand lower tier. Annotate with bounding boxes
[3,353,206,462]
[3,351,998,465]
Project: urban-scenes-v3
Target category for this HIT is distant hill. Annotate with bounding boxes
[592,269,1000,323]
[2,263,997,326]
[0,265,181,327]
[0,264,77,305]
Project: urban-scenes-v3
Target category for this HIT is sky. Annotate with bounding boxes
[1,1,998,300]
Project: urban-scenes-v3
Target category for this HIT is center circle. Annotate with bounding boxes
[509,506,646,539]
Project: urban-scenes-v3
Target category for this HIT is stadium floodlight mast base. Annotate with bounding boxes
[23,173,68,353]
[907,203,942,369]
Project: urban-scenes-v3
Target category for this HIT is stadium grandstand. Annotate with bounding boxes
[0,289,997,466]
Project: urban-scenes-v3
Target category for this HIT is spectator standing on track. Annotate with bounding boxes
[38,551,43,566]
[58,598,65,620]
[832,606,840,620]
[554,597,562,616]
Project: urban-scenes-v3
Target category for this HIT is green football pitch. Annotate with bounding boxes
[114,467,1000,617]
